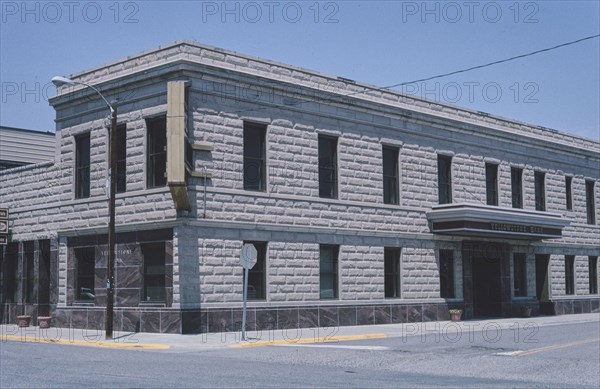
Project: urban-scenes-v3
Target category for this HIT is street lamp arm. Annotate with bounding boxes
[51,76,115,114]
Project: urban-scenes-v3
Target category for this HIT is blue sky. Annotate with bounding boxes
[1,1,599,141]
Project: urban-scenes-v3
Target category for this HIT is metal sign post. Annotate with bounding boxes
[240,243,257,341]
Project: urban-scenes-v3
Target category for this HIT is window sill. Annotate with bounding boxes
[73,302,95,307]
[139,302,166,308]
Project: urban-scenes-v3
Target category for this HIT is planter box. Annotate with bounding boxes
[38,316,52,329]
[449,311,462,322]
[17,315,31,327]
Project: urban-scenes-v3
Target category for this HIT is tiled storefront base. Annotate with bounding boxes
[189,303,463,334]
[5,298,599,334]
[51,307,184,334]
[548,298,600,316]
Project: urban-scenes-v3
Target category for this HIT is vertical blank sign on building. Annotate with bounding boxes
[0,208,8,245]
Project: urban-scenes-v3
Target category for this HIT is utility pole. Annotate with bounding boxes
[105,103,117,340]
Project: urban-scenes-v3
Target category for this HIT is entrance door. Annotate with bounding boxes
[472,253,503,317]
[535,254,551,314]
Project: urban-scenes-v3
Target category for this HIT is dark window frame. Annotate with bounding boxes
[382,146,399,205]
[437,155,452,205]
[319,244,339,300]
[384,247,401,298]
[75,246,96,302]
[565,255,575,295]
[75,133,91,199]
[4,243,18,303]
[534,171,546,211]
[318,135,338,199]
[146,116,167,188]
[565,176,573,211]
[24,241,35,304]
[439,249,455,298]
[589,256,598,295]
[141,242,166,303]
[244,241,267,301]
[511,167,523,209]
[513,253,527,297]
[243,122,267,192]
[586,180,596,225]
[485,163,499,206]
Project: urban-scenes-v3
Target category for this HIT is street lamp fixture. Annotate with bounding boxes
[52,75,117,340]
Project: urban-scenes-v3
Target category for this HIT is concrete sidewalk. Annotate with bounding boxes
[2,313,598,352]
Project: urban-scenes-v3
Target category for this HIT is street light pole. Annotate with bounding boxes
[52,76,117,340]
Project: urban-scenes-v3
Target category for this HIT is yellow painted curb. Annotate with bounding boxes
[2,335,170,349]
[230,333,387,348]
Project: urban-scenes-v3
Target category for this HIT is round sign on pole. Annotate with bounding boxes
[240,243,258,270]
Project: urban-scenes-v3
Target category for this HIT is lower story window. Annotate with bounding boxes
[384,248,401,298]
[142,242,166,302]
[589,256,598,294]
[244,241,267,300]
[320,245,339,299]
[513,253,527,297]
[439,249,455,298]
[565,255,575,295]
[75,247,96,302]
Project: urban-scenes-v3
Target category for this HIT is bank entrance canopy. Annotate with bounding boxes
[426,203,570,240]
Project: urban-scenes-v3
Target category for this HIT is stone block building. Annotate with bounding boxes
[0,41,598,333]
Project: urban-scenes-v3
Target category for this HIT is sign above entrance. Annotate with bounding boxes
[427,204,570,240]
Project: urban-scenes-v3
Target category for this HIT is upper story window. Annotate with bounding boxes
[318,135,338,199]
[485,163,499,206]
[146,117,167,188]
[511,167,523,209]
[382,146,399,205]
[243,122,267,191]
[116,124,127,193]
[437,155,452,205]
[534,171,546,211]
[586,180,596,225]
[565,176,573,211]
[75,133,91,199]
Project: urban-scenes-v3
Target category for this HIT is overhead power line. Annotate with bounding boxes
[228,34,600,116]
[384,34,600,89]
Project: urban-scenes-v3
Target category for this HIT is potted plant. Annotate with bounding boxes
[17,315,31,327]
[521,305,532,318]
[449,309,462,322]
[38,316,52,329]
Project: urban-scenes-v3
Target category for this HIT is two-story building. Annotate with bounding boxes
[0,41,598,333]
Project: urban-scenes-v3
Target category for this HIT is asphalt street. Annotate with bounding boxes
[1,314,599,388]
